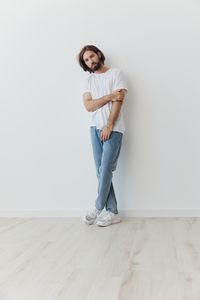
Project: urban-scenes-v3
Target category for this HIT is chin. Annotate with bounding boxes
[93,65,101,71]
[90,67,98,73]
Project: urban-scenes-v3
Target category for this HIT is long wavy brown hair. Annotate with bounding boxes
[78,45,106,73]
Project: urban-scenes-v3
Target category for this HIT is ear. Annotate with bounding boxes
[97,51,101,58]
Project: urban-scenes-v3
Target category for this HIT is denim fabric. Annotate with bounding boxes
[90,126,123,214]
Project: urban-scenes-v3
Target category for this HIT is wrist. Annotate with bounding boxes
[105,94,112,102]
[106,123,113,130]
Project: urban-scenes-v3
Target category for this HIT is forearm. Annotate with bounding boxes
[106,101,123,129]
[86,94,112,112]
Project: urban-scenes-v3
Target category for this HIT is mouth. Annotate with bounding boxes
[90,62,100,71]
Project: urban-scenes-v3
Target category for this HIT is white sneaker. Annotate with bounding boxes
[82,208,102,225]
[96,211,121,227]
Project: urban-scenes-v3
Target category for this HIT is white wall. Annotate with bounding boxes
[0,0,200,216]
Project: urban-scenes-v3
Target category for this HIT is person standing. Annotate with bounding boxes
[78,45,128,227]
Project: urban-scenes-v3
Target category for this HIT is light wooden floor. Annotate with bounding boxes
[0,217,200,300]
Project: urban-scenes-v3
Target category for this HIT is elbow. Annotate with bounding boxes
[86,106,92,112]
[83,99,95,112]
[85,106,93,112]
[85,105,95,112]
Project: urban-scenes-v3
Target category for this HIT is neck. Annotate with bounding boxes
[94,65,110,74]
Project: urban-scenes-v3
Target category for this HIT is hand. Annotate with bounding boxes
[111,89,126,102]
[100,125,113,141]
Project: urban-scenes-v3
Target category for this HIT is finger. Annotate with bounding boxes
[106,132,110,140]
[105,133,109,141]
[113,89,121,95]
[105,132,108,140]
[100,131,103,140]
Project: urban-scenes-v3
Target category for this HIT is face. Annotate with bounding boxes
[83,50,102,72]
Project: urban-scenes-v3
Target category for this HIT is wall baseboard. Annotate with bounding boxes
[0,210,200,218]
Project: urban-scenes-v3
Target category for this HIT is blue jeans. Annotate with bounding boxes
[90,126,123,214]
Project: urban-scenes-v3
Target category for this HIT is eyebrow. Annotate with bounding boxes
[84,54,94,61]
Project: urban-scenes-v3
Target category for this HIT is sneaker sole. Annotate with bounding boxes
[82,216,96,225]
[97,218,121,227]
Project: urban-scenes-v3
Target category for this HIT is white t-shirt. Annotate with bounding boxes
[82,68,128,133]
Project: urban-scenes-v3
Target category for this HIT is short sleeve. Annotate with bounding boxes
[82,77,90,95]
[113,69,128,93]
